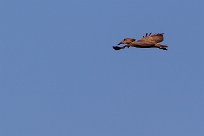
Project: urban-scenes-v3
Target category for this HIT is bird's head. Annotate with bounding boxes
[118,38,136,45]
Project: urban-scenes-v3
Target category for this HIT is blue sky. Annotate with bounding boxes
[0,0,203,136]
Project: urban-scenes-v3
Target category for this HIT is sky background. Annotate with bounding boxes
[0,0,204,136]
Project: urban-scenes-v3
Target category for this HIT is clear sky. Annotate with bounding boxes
[0,0,203,136]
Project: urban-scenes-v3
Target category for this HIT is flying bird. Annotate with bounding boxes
[113,33,168,50]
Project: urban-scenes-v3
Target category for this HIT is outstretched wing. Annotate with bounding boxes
[138,33,164,43]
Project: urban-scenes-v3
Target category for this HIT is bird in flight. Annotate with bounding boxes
[113,33,168,50]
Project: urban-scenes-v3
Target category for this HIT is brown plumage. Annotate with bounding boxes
[113,33,168,50]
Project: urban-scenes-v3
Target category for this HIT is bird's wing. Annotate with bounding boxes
[138,33,164,43]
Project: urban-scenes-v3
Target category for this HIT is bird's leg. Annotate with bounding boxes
[159,45,168,50]
[160,47,168,50]
[155,43,161,48]
[155,43,168,50]
[125,45,130,48]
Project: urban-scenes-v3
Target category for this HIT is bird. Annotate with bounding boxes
[113,33,168,50]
